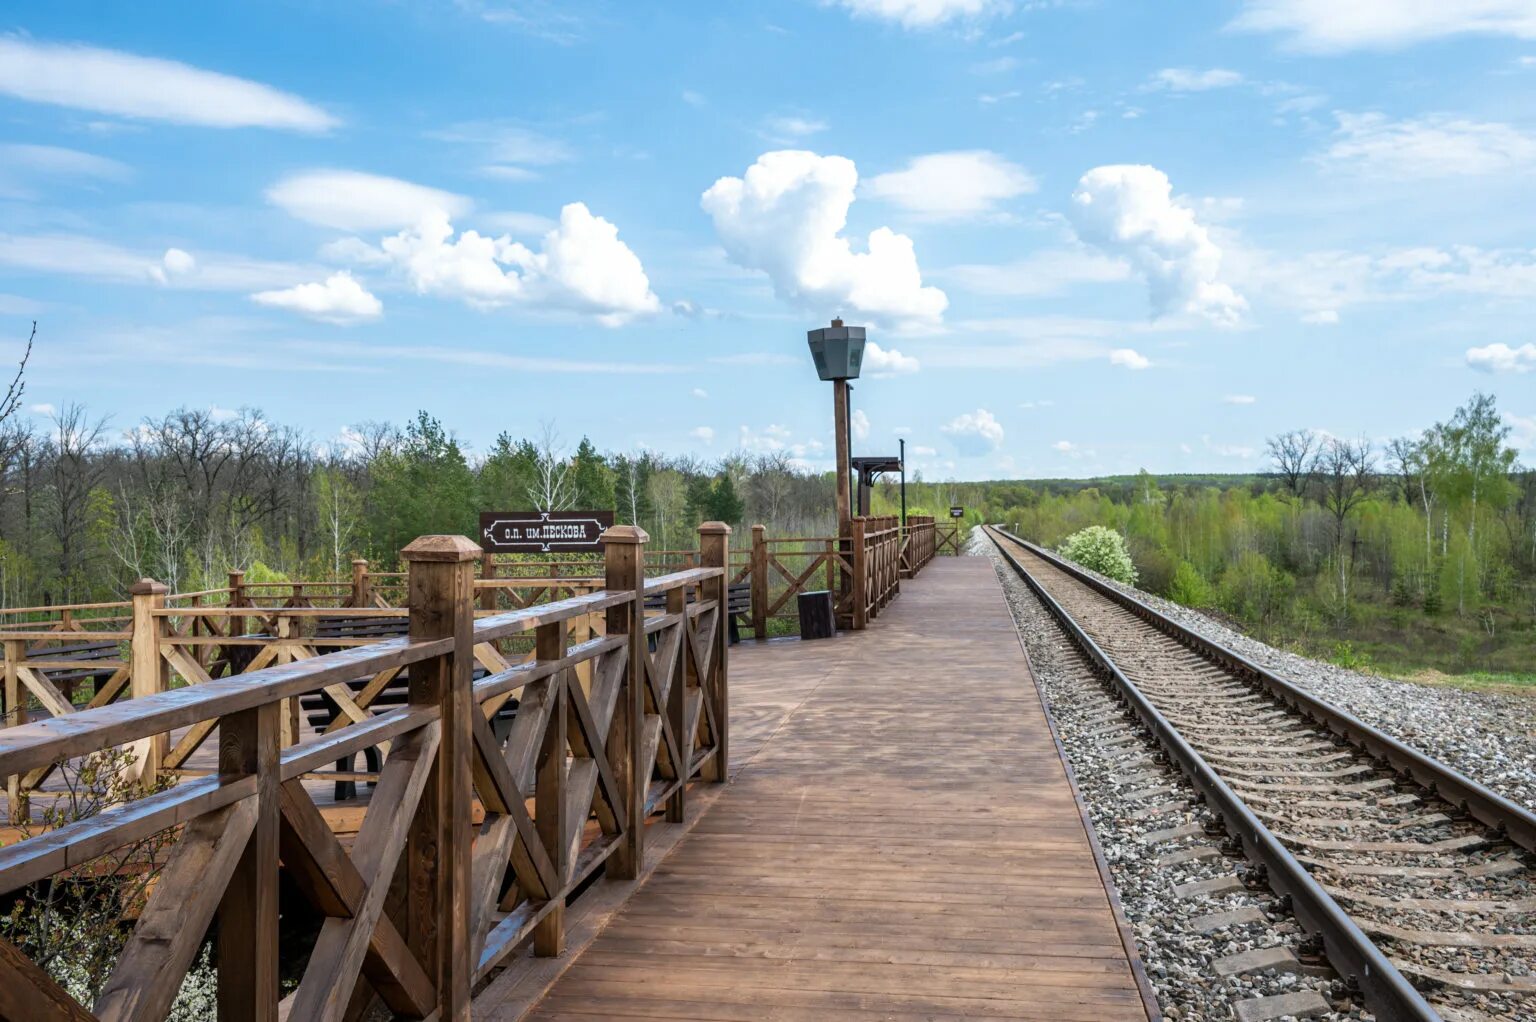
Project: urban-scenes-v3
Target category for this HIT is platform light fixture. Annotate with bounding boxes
[806,318,865,381]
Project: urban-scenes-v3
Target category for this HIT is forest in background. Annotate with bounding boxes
[0,324,1528,687]
[1003,393,1536,684]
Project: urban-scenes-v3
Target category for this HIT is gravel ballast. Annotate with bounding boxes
[976,529,1536,813]
[967,530,1367,1022]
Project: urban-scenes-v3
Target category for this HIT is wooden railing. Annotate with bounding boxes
[849,515,901,630]
[900,515,937,578]
[0,523,729,1020]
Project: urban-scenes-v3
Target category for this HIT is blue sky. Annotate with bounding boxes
[2,1,1535,480]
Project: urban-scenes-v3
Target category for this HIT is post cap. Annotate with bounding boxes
[601,524,649,545]
[352,558,368,565]
[698,521,732,535]
[129,579,168,596]
[401,535,483,563]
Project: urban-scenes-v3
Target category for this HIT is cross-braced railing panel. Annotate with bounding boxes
[0,524,731,1022]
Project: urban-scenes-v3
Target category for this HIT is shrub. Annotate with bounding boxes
[1166,560,1213,608]
[1059,526,1138,585]
[1217,551,1294,625]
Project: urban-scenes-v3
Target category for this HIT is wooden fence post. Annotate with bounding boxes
[533,616,568,956]
[750,525,768,640]
[350,559,370,608]
[850,519,869,631]
[129,579,169,779]
[699,522,730,781]
[402,535,480,1021]
[4,638,24,813]
[664,581,687,824]
[217,700,281,1022]
[603,526,647,880]
[228,569,247,643]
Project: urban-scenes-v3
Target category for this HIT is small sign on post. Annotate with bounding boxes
[949,506,965,519]
[479,511,616,553]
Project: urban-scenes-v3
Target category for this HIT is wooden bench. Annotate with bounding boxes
[1,641,124,716]
[300,615,514,800]
[643,581,749,644]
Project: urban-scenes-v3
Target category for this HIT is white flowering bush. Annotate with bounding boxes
[1059,526,1138,585]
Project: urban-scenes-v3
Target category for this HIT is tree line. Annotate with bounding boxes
[1001,393,1535,675]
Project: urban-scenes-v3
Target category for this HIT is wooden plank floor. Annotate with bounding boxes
[480,557,1153,1022]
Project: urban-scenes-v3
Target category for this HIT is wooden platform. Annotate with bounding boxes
[475,556,1155,1022]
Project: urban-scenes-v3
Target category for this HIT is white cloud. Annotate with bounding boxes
[864,340,920,375]
[1109,347,1151,370]
[944,249,1132,297]
[431,121,574,180]
[1322,112,1536,178]
[1067,164,1247,326]
[865,150,1036,221]
[349,203,659,325]
[1302,309,1341,324]
[0,143,130,185]
[913,444,938,456]
[1052,440,1076,453]
[761,115,829,144]
[1231,1,1536,52]
[251,272,382,324]
[268,170,472,232]
[28,403,55,416]
[1223,394,1258,404]
[0,233,312,291]
[1507,412,1536,452]
[828,0,1011,28]
[851,408,871,441]
[0,37,336,131]
[690,426,715,444]
[692,387,709,398]
[481,211,559,236]
[942,408,1004,454]
[701,150,948,329]
[1149,68,1245,91]
[1466,342,1536,374]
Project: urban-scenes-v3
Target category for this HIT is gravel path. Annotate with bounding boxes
[968,529,1536,814]
[967,531,1367,1022]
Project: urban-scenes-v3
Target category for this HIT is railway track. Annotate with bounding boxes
[985,525,1536,1022]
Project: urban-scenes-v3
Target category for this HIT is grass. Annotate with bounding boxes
[1389,668,1536,696]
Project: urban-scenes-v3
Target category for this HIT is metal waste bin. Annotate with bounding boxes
[797,590,835,640]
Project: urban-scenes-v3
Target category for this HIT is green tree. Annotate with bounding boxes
[705,473,745,525]
[367,412,476,561]
[570,437,615,510]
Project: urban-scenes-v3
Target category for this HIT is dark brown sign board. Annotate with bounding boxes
[949,506,965,518]
[479,511,615,553]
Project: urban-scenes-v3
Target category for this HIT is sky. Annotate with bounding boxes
[2,0,1535,481]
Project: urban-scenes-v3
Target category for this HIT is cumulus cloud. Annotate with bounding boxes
[347,204,659,325]
[1109,347,1151,369]
[1466,342,1536,374]
[268,170,472,232]
[691,387,709,398]
[701,150,948,329]
[28,403,55,416]
[828,0,1011,27]
[865,340,920,375]
[1067,164,1247,326]
[1321,112,1536,179]
[1149,68,1245,91]
[0,37,336,131]
[942,408,1004,454]
[1052,440,1077,453]
[1223,394,1258,404]
[690,426,715,444]
[1230,1,1536,52]
[251,272,382,324]
[851,408,870,442]
[865,150,1036,220]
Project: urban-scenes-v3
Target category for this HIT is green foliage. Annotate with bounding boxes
[1166,560,1213,608]
[368,412,477,562]
[1329,641,1372,671]
[1217,551,1294,625]
[1059,526,1138,585]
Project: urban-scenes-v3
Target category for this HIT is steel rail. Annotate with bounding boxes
[985,524,1441,1022]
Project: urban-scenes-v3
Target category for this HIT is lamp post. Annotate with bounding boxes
[807,318,865,537]
[807,318,865,622]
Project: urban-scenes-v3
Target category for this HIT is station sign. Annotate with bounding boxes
[479,511,615,553]
[949,506,965,518]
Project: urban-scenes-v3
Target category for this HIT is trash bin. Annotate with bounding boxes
[797,590,835,640]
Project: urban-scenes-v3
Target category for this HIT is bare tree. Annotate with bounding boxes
[1266,429,1318,499]
[0,321,34,432]
[527,421,574,512]
[1312,435,1375,601]
[47,404,110,597]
